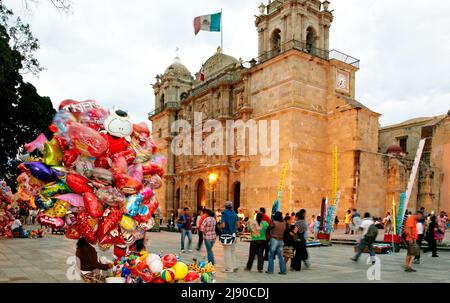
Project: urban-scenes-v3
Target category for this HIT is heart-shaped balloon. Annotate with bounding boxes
[98,207,123,240]
[77,211,99,244]
[83,192,103,218]
[63,149,80,167]
[66,173,94,194]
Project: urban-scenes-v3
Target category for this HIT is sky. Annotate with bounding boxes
[4,0,450,126]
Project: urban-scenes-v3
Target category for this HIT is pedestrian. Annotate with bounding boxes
[309,214,316,234]
[290,212,296,225]
[313,216,321,240]
[436,211,447,243]
[334,215,339,231]
[413,211,425,264]
[219,201,239,273]
[351,212,377,264]
[351,209,361,235]
[383,212,392,234]
[76,237,113,283]
[10,217,25,238]
[425,215,439,257]
[196,208,207,251]
[404,210,423,272]
[283,215,295,267]
[259,207,271,261]
[291,210,309,271]
[267,211,287,275]
[201,209,217,265]
[178,207,193,253]
[245,213,268,273]
[344,209,352,234]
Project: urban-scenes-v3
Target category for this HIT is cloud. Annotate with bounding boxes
[4,0,450,126]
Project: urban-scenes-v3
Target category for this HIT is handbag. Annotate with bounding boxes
[219,233,236,246]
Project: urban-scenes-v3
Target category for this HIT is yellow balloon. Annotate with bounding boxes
[53,200,69,218]
[120,215,137,231]
[44,208,55,218]
[172,262,189,280]
[43,138,63,167]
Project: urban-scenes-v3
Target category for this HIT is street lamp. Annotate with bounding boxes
[208,173,219,211]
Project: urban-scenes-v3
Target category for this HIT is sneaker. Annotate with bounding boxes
[265,271,273,274]
[350,257,357,262]
[278,272,287,275]
[181,250,186,253]
[404,268,417,272]
[188,250,193,253]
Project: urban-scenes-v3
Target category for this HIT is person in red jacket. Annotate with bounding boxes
[76,237,113,283]
[260,208,271,261]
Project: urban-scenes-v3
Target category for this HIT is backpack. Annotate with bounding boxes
[364,224,379,243]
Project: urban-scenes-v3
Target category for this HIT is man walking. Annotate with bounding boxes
[404,211,423,272]
[220,201,239,273]
[260,208,271,261]
[351,212,377,264]
[178,207,193,253]
[413,211,425,264]
[351,209,361,235]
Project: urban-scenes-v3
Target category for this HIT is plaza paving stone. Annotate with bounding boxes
[0,230,449,283]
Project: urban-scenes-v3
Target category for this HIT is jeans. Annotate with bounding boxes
[353,239,375,261]
[204,239,215,264]
[181,229,192,251]
[197,231,204,250]
[223,242,237,271]
[246,240,266,271]
[268,238,287,273]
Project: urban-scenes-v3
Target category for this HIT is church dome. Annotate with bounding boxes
[164,57,192,78]
[202,47,239,80]
[386,143,404,155]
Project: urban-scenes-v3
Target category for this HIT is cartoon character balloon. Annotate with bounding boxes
[103,109,133,138]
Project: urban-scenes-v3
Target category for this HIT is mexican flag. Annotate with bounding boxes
[194,12,221,35]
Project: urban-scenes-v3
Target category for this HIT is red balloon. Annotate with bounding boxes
[95,156,112,169]
[101,134,130,155]
[98,207,123,239]
[152,276,165,284]
[115,174,142,195]
[111,157,128,175]
[161,254,177,268]
[99,227,126,246]
[66,173,94,194]
[77,211,98,244]
[37,213,65,229]
[111,149,136,164]
[63,149,79,167]
[65,223,81,240]
[49,124,58,133]
[83,192,103,218]
[54,136,68,151]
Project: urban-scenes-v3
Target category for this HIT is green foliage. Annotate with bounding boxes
[0,3,55,185]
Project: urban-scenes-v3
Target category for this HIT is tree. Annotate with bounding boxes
[0,3,55,186]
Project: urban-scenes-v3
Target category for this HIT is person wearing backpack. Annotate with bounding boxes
[351,212,377,264]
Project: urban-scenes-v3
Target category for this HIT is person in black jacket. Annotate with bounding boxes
[282,215,295,267]
[425,215,439,257]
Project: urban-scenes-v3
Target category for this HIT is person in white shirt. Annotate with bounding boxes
[413,212,425,264]
[351,213,376,263]
[10,217,25,238]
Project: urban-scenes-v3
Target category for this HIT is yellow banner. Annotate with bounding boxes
[331,146,338,203]
[392,196,397,236]
[279,163,288,192]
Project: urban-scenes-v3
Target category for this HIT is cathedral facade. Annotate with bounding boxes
[149,0,450,220]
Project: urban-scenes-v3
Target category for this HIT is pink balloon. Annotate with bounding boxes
[55,193,84,207]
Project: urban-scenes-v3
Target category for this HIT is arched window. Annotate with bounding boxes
[270,29,281,56]
[180,92,188,101]
[306,27,317,53]
[160,93,165,109]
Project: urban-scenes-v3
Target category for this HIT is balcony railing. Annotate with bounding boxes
[256,39,360,69]
[148,102,179,117]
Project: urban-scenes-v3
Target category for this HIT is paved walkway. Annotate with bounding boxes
[1,231,449,283]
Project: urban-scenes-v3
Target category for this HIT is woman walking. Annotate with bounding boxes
[201,209,217,264]
[436,212,447,243]
[344,209,352,234]
[267,212,287,275]
[283,215,295,267]
[291,210,309,271]
[244,213,268,273]
[426,215,439,257]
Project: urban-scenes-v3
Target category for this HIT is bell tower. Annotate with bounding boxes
[255,0,333,60]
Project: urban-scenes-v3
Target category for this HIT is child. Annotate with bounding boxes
[314,216,321,240]
[334,216,339,231]
[283,216,295,266]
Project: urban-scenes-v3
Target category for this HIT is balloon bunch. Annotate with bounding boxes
[111,252,215,283]
[0,180,15,205]
[17,99,165,252]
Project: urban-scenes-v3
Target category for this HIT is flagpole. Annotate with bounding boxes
[221,9,223,52]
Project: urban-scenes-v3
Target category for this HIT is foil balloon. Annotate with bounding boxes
[41,180,72,197]
[65,224,81,240]
[125,194,142,217]
[94,155,112,169]
[55,193,84,207]
[140,187,153,202]
[67,122,108,157]
[52,110,76,139]
[35,194,56,210]
[144,174,162,190]
[111,149,136,164]
[111,157,128,175]
[130,123,156,163]
[120,215,137,231]
[96,187,125,207]
[99,227,126,246]
[74,157,95,178]
[43,138,64,166]
[78,107,109,131]
[103,109,133,138]
[65,213,77,226]
[161,254,178,268]
[59,99,102,121]
[66,173,94,194]
[89,168,114,186]
[52,200,70,218]
[24,133,48,153]
[63,149,79,167]
[37,213,65,229]
[83,192,103,218]
[77,210,99,244]
[24,162,59,182]
[128,163,143,182]
[115,174,142,195]
[53,135,68,151]
[97,207,123,239]
[102,134,130,156]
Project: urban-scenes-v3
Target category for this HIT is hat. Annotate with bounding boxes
[225,201,233,208]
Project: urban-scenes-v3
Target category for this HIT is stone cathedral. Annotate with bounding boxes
[149,0,450,221]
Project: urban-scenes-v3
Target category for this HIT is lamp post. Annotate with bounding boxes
[208,173,219,211]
